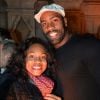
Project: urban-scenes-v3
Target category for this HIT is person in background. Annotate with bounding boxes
[34,3,100,100]
[0,28,11,40]
[0,37,17,99]
[6,37,63,100]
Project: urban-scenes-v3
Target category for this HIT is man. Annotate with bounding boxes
[34,3,100,100]
[0,36,17,99]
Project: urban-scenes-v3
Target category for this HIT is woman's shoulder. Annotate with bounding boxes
[6,79,33,100]
[7,78,43,100]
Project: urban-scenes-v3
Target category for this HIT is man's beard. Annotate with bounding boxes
[0,50,11,68]
[45,30,65,45]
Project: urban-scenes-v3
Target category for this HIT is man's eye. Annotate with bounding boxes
[41,22,46,27]
[53,19,58,22]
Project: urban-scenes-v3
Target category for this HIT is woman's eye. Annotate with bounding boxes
[29,55,34,58]
[26,54,47,61]
[26,55,35,60]
[41,56,47,61]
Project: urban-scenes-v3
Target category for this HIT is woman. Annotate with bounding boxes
[6,37,63,100]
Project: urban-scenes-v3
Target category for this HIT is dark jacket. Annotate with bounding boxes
[6,78,63,100]
[0,69,16,100]
[55,35,100,100]
[6,79,43,100]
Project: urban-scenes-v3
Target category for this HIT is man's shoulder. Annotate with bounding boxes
[72,33,100,44]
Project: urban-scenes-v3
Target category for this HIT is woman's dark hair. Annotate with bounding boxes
[0,28,11,39]
[16,37,57,80]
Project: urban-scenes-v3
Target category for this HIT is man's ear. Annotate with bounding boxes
[64,17,67,27]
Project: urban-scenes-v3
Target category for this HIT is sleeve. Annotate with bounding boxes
[52,74,64,99]
[6,84,16,100]
[86,40,100,85]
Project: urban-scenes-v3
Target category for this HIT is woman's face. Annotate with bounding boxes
[25,43,48,76]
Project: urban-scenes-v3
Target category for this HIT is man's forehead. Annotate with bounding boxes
[41,11,61,17]
[40,11,62,22]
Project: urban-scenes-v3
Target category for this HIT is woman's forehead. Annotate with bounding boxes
[27,43,47,54]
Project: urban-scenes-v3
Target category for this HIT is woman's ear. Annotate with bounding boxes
[64,17,67,27]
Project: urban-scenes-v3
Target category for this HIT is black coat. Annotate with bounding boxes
[6,77,63,100]
[55,35,100,100]
[0,69,16,100]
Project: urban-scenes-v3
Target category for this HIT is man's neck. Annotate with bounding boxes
[55,33,72,49]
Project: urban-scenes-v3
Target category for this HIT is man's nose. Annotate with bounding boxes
[47,22,54,31]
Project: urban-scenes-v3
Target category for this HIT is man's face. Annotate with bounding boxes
[40,11,66,47]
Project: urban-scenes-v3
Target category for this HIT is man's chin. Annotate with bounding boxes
[46,36,58,45]
[49,40,58,45]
